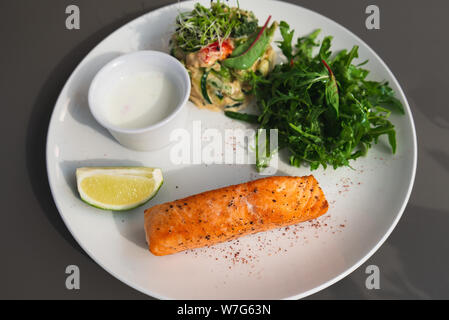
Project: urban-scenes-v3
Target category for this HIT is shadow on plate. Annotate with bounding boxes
[65,52,122,142]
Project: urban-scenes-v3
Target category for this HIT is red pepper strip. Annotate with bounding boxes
[200,39,234,63]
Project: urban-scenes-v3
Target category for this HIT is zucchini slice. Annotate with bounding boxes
[201,70,212,104]
[224,102,243,109]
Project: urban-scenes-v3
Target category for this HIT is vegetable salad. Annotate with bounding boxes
[170,1,277,111]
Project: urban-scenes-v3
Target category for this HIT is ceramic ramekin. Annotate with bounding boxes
[88,50,190,151]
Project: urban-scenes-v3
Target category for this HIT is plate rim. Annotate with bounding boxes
[45,0,418,300]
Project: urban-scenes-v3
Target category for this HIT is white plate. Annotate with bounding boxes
[46,0,417,299]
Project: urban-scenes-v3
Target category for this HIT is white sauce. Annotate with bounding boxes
[104,71,178,129]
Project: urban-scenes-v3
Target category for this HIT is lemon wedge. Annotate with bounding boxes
[76,167,163,211]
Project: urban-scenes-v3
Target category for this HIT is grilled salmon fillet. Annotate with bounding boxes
[144,175,328,256]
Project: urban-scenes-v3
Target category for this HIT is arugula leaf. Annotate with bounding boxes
[277,21,294,61]
[322,59,339,117]
[226,21,405,170]
[295,29,321,61]
[319,37,333,61]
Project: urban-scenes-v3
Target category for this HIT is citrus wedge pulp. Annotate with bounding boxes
[76,167,163,211]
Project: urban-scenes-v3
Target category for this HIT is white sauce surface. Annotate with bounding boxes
[104,71,178,129]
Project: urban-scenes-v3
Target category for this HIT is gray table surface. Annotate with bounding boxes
[1,0,448,300]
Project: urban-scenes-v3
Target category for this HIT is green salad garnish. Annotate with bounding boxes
[226,21,405,170]
[174,1,258,53]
